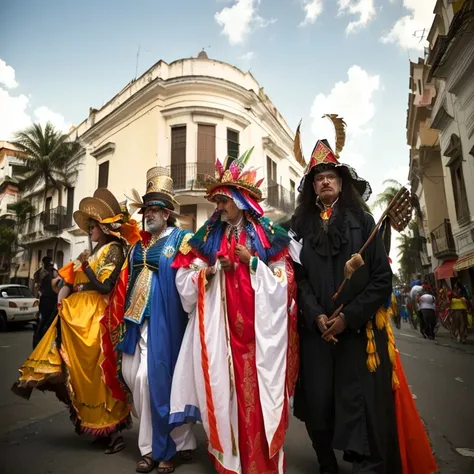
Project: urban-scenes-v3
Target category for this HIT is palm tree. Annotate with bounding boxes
[372,179,404,211]
[8,199,35,227]
[0,226,16,283]
[4,199,36,282]
[396,220,423,282]
[12,122,82,210]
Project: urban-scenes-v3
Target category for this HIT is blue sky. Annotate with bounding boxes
[1,0,435,224]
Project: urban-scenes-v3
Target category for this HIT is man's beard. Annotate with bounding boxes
[220,212,229,223]
[146,218,165,234]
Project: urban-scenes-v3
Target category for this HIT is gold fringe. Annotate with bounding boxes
[366,301,400,390]
[365,321,379,372]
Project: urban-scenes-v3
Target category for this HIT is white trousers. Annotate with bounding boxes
[121,321,196,456]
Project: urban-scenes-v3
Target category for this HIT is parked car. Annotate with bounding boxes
[0,284,39,331]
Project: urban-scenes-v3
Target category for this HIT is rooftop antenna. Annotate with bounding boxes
[135,45,141,79]
[413,28,427,43]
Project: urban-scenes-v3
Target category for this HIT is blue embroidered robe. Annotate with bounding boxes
[119,227,189,461]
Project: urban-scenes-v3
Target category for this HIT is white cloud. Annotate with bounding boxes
[0,58,70,140]
[310,65,381,144]
[215,0,275,45]
[0,88,31,140]
[381,0,436,50]
[0,59,19,89]
[338,0,376,34]
[34,106,71,132]
[300,0,324,26]
[309,65,380,173]
[240,51,255,60]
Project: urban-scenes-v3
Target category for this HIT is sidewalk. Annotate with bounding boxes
[434,327,474,354]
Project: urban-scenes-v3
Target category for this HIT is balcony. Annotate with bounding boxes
[430,219,458,259]
[264,182,296,217]
[41,206,69,231]
[168,162,215,192]
[19,207,71,246]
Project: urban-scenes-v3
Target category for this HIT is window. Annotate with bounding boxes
[197,124,216,176]
[180,204,197,232]
[45,197,52,213]
[0,286,34,298]
[46,249,53,259]
[171,126,187,189]
[98,161,109,188]
[66,187,74,227]
[445,134,470,223]
[266,156,277,184]
[227,129,239,160]
[56,251,64,269]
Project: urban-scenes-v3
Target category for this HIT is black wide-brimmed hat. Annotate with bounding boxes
[294,114,372,201]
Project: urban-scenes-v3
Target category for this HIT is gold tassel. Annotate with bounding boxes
[365,321,380,372]
[375,306,386,330]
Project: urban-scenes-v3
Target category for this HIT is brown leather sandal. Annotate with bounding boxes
[136,454,156,473]
[157,461,174,473]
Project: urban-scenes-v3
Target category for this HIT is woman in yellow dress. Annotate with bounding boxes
[12,188,140,453]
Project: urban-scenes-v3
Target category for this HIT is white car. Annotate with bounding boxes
[0,284,39,331]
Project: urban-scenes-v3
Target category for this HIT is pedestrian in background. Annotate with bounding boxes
[32,257,58,348]
[450,286,468,343]
[418,284,437,340]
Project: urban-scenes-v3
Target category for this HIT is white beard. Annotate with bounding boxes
[146,219,165,234]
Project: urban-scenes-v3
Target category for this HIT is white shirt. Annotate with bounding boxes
[419,293,436,311]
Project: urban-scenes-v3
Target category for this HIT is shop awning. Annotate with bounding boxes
[434,259,456,280]
[454,252,474,272]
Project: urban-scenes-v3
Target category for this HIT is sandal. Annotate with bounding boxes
[136,454,157,473]
[157,462,174,474]
[179,450,193,461]
[105,435,125,455]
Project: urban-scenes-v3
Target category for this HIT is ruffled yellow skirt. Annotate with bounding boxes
[13,291,130,436]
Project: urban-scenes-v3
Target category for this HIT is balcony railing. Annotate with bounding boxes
[264,182,296,216]
[168,162,215,191]
[19,206,71,245]
[430,219,457,259]
[41,206,69,231]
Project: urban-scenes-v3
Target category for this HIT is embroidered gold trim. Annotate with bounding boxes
[124,267,153,323]
[179,233,193,255]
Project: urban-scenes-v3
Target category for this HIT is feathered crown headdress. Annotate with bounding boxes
[204,147,264,202]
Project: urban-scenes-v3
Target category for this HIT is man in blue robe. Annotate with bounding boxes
[119,167,196,474]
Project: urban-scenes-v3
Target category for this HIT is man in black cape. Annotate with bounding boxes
[290,134,402,474]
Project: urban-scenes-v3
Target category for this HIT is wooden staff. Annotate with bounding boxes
[329,187,412,321]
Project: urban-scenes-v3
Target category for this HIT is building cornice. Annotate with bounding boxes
[262,136,287,160]
[161,105,251,129]
[90,141,115,159]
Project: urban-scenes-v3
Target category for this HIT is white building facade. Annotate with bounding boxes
[12,52,303,282]
[69,51,303,258]
[428,0,474,289]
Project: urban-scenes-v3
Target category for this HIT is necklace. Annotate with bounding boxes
[318,197,339,221]
[142,227,167,267]
[226,215,244,242]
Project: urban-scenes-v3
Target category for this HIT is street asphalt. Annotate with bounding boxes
[0,322,473,474]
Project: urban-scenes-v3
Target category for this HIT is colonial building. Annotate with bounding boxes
[407,0,474,291]
[0,142,28,283]
[11,52,303,284]
[69,50,303,257]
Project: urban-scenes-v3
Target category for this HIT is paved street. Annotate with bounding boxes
[1,324,473,474]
